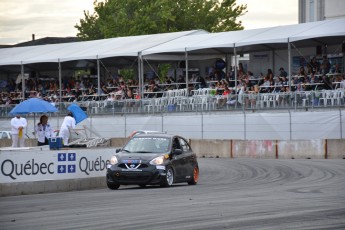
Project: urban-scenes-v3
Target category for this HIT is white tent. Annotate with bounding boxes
[1,18,345,98]
[1,19,344,65]
[0,30,207,65]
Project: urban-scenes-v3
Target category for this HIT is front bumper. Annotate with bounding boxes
[107,165,167,185]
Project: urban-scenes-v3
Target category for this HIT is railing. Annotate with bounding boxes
[1,89,344,118]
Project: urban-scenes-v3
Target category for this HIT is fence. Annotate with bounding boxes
[1,109,343,141]
[1,89,344,117]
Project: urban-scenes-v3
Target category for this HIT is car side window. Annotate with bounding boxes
[172,138,181,151]
[178,137,190,152]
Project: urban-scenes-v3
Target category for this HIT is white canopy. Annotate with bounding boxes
[143,18,345,56]
[0,30,206,65]
[0,18,345,66]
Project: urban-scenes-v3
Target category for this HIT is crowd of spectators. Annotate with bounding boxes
[0,57,344,108]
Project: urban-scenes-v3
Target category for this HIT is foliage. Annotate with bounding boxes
[119,69,135,81]
[75,0,247,40]
[158,64,171,83]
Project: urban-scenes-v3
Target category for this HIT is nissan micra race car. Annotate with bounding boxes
[106,134,199,189]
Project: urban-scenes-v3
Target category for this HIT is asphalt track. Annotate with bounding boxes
[1,158,345,230]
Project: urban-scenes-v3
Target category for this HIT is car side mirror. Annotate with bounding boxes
[115,148,121,153]
[173,148,182,155]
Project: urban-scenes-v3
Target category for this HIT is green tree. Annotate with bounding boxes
[75,0,247,40]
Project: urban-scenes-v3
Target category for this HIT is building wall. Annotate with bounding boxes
[299,0,345,23]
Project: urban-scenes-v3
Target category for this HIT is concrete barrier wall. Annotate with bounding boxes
[232,140,277,158]
[190,139,231,158]
[1,138,344,197]
[278,140,325,159]
[327,139,345,159]
[0,177,105,196]
[188,139,345,159]
[0,139,37,148]
[1,138,344,159]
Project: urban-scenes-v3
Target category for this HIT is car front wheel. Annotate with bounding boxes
[160,167,174,187]
[107,182,120,190]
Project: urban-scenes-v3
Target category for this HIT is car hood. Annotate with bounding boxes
[116,152,164,162]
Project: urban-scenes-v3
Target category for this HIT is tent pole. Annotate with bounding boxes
[97,56,101,96]
[185,48,189,96]
[234,47,237,90]
[58,60,62,110]
[138,52,144,101]
[272,50,275,73]
[138,52,141,99]
[57,60,62,130]
[21,62,25,100]
[288,38,291,92]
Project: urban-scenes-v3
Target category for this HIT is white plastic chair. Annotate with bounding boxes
[319,90,332,106]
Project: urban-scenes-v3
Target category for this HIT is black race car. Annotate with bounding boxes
[106,134,199,189]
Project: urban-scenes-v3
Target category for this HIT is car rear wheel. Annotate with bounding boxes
[188,166,199,185]
[107,182,120,190]
[160,167,174,187]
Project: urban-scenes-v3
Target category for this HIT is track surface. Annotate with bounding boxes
[1,158,345,230]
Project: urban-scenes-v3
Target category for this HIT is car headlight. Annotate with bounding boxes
[110,156,118,165]
[149,155,165,165]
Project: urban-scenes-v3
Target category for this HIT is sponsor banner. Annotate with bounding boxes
[0,148,114,183]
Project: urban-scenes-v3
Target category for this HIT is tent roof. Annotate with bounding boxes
[143,18,345,56]
[0,30,206,65]
[1,18,345,66]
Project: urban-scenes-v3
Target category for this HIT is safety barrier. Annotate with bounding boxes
[1,138,344,196]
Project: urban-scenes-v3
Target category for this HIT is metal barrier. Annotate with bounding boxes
[1,89,344,118]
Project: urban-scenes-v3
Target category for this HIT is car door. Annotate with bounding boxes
[170,137,185,181]
[178,137,195,179]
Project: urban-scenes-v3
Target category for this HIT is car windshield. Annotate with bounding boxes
[123,137,170,153]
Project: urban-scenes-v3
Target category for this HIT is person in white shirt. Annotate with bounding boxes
[58,112,76,145]
[11,114,27,148]
[35,115,54,146]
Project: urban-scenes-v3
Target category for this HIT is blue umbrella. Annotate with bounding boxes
[67,103,87,125]
[9,98,59,138]
[9,98,58,115]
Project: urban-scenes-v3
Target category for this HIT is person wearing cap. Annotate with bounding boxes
[11,114,27,147]
[58,112,76,145]
[279,67,287,77]
[35,115,54,146]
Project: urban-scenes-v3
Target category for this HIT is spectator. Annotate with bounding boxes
[260,76,271,93]
[177,75,186,89]
[308,57,320,74]
[297,66,308,83]
[281,76,289,86]
[320,56,331,74]
[238,63,245,78]
[320,75,333,90]
[147,80,161,98]
[279,67,288,77]
[272,77,283,93]
[218,86,231,108]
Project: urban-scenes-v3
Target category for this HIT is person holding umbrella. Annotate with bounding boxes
[35,115,54,146]
[11,114,27,148]
[59,112,76,145]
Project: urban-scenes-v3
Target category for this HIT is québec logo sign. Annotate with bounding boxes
[1,153,110,181]
[57,153,76,174]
